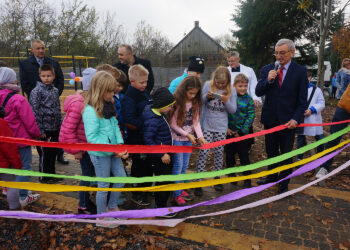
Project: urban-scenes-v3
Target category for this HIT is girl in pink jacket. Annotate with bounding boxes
[0,67,41,207]
[59,68,97,214]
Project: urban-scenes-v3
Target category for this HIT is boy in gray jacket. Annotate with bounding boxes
[30,64,61,183]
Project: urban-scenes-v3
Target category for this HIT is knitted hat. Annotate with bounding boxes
[82,68,97,90]
[151,87,175,109]
[0,67,17,85]
[187,56,205,73]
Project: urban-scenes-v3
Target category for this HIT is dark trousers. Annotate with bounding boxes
[264,123,296,188]
[319,107,350,171]
[148,155,173,208]
[79,152,95,208]
[331,86,337,99]
[130,154,153,199]
[226,135,251,175]
[40,130,59,180]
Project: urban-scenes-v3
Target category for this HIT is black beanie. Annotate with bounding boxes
[151,87,175,109]
[187,56,205,73]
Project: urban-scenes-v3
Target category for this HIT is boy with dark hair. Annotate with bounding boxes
[122,64,152,206]
[30,64,62,183]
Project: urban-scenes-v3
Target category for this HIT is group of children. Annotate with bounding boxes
[0,59,327,228]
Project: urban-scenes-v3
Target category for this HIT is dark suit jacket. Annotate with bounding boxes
[113,55,154,94]
[19,55,64,98]
[255,61,308,126]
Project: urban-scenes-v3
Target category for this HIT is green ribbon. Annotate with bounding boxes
[0,126,348,183]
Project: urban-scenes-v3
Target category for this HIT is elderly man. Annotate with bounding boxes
[19,39,64,99]
[255,38,308,194]
[227,51,261,106]
[19,39,67,165]
[113,44,154,93]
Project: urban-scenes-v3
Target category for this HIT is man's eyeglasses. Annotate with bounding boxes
[274,51,290,56]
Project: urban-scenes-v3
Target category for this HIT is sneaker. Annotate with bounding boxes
[181,190,193,201]
[19,193,40,207]
[2,188,7,196]
[96,217,119,228]
[243,180,252,188]
[316,167,328,179]
[194,187,203,197]
[78,206,92,215]
[172,195,186,206]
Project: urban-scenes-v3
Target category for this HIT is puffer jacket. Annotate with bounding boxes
[142,105,172,157]
[336,69,350,99]
[0,89,40,148]
[0,118,22,169]
[82,104,124,157]
[59,92,86,154]
[29,81,61,133]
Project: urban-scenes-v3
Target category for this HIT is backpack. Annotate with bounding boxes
[0,91,16,118]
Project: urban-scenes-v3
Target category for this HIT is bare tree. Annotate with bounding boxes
[297,0,350,85]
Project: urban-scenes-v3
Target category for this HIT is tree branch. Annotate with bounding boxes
[296,0,320,23]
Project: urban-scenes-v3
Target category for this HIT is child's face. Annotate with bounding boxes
[215,79,227,90]
[308,75,312,82]
[234,81,248,95]
[40,70,55,85]
[130,75,147,92]
[103,89,114,102]
[186,88,199,101]
[115,81,123,94]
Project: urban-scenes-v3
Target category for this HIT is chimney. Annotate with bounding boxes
[195,21,199,28]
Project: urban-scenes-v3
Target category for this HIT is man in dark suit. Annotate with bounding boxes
[19,39,64,99]
[113,44,154,94]
[255,38,308,194]
[19,39,68,165]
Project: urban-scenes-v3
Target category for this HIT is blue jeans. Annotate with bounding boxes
[320,107,350,171]
[78,152,95,208]
[296,134,324,160]
[89,154,126,214]
[172,140,192,198]
[18,146,32,199]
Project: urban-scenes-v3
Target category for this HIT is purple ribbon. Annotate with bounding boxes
[0,143,348,219]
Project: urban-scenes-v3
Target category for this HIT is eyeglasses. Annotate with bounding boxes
[274,51,290,56]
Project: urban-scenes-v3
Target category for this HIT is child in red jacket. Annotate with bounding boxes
[0,117,21,210]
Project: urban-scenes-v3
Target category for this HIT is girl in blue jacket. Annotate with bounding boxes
[82,71,128,228]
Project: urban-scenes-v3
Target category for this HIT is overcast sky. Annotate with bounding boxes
[79,0,238,44]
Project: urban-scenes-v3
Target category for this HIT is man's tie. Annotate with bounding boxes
[278,66,284,87]
[39,59,43,66]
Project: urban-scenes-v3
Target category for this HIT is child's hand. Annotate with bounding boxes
[186,134,197,144]
[74,151,83,160]
[304,109,312,117]
[161,153,171,164]
[221,92,229,103]
[227,129,234,136]
[206,91,214,100]
[198,137,207,145]
[115,150,129,159]
[40,133,46,139]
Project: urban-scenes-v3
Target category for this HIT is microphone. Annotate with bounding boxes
[274,60,280,71]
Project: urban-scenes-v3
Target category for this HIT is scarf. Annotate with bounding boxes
[102,101,116,119]
[342,68,350,75]
[0,83,21,93]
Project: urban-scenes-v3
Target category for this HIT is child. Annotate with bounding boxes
[82,71,128,228]
[169,76,206,205]
[122,64,152,206]
[59,67,97,214]
[195,66,237,196]
[113,71,127,138]
[142,87,176,213]
[29,64,62,184]
[226,74,255,188]
[0,67,41,206]
[296,71,325,161]
[0,104,21,210]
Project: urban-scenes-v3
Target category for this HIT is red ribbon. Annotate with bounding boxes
[0,120,349,153]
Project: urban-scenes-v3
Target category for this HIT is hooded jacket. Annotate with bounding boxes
[0,89,40,148]
[29,81,61,133]
[0,118,22,169]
